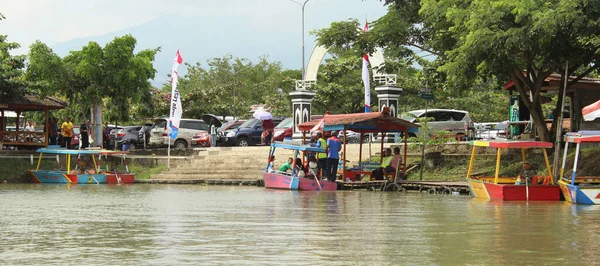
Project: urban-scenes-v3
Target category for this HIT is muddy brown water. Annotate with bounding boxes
[1,184,599,265]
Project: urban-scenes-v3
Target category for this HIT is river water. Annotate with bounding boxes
[1,184,599,265]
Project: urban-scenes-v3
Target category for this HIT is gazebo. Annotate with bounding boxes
[0,95,68,149]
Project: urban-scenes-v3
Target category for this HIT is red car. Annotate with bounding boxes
[272,117,294,142]
[193,120,246,147]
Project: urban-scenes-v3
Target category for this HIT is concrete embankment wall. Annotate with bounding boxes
[148,142,486,182]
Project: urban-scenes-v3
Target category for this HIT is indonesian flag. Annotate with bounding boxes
[362,21,371,113]
[169,50,184,139]
[583,99,600,121]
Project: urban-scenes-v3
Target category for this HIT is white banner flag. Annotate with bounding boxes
[169,50,184,139]
[362,21,371,112]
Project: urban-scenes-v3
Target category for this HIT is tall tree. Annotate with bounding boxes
[27,35,158,145]
[0,13,27,100]
[179,55,294,119]
[420,0,600,141]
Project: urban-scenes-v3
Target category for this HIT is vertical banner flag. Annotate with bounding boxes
[169,50,184,139]
[362,21,371,113]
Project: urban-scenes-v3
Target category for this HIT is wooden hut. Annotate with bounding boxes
[0,95,67,149]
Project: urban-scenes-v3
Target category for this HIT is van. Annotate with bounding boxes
[401,109,473,139]
[148,118,209,149]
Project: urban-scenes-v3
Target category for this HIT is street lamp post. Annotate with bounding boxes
[288,0,310,87]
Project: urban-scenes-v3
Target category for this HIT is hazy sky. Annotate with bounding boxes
[1,0,389,55]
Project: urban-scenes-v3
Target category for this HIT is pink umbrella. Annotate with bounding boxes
[583,100,600,121]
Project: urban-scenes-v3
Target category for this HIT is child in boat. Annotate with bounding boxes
[294,158,306,177]
[279,157,293,172]
[515,162,536,185]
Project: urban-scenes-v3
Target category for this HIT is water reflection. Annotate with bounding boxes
[0,184,599,264]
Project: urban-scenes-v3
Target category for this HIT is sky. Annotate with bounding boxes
[1,0,390,83]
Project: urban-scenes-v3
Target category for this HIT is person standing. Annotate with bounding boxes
[325,131,342,182]
[80,119,90,149]
[49,117,59,145]
[261,119,275,145]
[209,119,217,147]
[61,117,74,149]
[24,121,35,143]
[103,122,112,150]
[315,131,328,179]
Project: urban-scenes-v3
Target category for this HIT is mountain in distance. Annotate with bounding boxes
[51,14,312,87]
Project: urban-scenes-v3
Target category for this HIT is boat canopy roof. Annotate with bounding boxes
[564,132,600,143]
[271,141,325,153]
[469,140,553,149]
[35,148,102,155]
[297,111,419,133]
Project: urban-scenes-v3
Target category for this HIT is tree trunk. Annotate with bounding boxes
[91,102,103,148]
[509,69,551,142]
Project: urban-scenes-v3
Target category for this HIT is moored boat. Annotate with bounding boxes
[28,148,134,184]
[466,140,560,201]
[558,132,600,204]
[263,141,337,191]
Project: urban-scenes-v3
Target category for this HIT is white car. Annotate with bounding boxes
[476,121,508,139]
[400,109,473,139]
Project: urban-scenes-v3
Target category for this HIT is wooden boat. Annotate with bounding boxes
[263,141,337,191]
[558,133,600,204]
[466,140,560,201]
[28,148,134,184]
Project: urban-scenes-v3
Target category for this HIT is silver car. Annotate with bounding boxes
[401,109,473,139]
[148,118,209,149]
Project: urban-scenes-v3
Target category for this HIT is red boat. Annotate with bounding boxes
[466,140,560,201]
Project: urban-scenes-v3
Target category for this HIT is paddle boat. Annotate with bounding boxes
[558,132,600,204]
[263,141,337,191]
[28,148,134,184]
[466,140,560,201]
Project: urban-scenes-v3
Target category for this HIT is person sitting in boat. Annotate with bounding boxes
[267,156,275,172]
[294,158,306,178]
[515,162,536,185]
[372,148,394,180]
[279,157,293,173]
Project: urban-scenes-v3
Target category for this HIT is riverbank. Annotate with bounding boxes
[2,144,599,183]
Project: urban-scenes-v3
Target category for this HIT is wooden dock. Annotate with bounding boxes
[339,179,470,194]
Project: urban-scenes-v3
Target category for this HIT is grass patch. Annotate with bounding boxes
[128,163,166,180]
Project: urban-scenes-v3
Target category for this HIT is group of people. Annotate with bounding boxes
[48,117,91,149]
[372,147,403,180]
[267,131,342,182]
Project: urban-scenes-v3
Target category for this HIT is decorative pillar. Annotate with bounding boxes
[375,85,403,117]
[290,89,315,139]
[376,85,403,143]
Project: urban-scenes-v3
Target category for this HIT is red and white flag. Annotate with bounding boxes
[169,50,184,139]
[362,21,371,112]
[583,99,600,121]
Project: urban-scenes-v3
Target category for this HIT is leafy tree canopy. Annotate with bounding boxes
[0,13,28,99]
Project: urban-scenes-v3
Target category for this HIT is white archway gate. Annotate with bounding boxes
[290,45,403,137]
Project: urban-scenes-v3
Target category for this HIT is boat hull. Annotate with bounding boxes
[263,172,337,191]
[559,180,600,205]
[29,170,134,184]
[468,178,560,201]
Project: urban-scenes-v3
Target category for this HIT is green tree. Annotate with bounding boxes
[179,55,293,119]
[26,35,158,145]
[0,13,27,99]
[420,0,600,141]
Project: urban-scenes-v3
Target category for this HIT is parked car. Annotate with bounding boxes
[137,123,154,147]
[114,126,143,150]
[148,118,209,149]
[272,117,294,142]
[337,130,371,143]
[400,109,473,139]
[222,117,285,147]
[475,121,508,139]
[196,120,246,147]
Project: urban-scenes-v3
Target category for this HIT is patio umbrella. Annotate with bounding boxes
[202,114,222,127]
[583,100,600,121]
[253,110,273,120]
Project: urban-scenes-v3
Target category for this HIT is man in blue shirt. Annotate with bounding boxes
[325,131,342,182]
